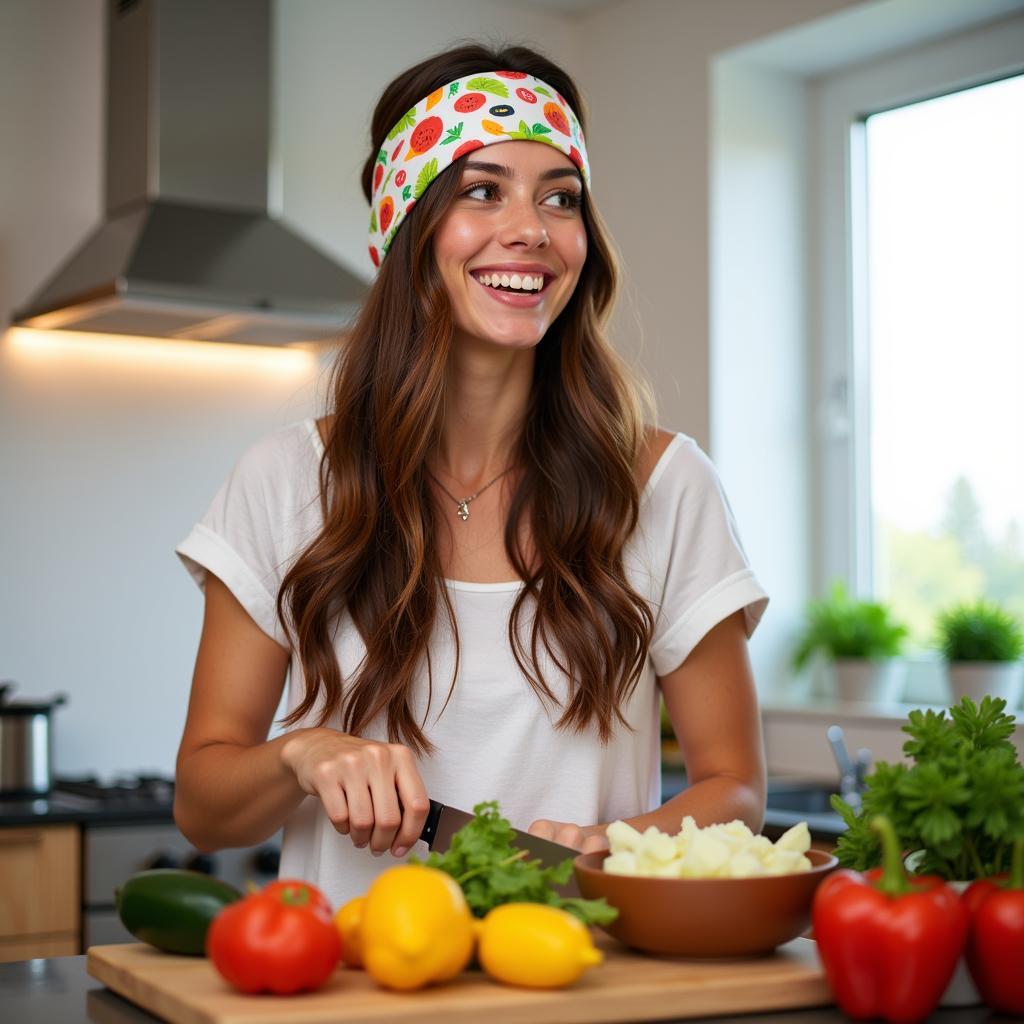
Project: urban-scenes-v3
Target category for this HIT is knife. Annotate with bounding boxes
[417,798,582,898]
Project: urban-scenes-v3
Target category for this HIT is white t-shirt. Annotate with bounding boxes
[176,419,768,908]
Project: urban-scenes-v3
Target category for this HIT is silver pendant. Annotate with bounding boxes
[457,500,470,521]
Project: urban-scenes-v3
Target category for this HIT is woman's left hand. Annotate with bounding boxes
[527,819,609,853]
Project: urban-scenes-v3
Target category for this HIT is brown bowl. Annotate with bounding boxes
[573,848,838,958]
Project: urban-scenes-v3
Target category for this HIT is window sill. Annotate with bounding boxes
[761,699,1024,779]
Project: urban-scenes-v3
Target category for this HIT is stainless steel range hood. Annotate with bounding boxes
[12,0,366,347]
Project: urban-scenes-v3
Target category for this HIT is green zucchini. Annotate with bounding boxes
[115,869,242,955]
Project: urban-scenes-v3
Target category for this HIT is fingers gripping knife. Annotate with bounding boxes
[418,799,583,899]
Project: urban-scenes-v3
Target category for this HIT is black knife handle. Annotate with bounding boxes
[418,798,445,848]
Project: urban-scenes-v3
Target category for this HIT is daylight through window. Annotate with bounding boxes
[865,74,1024,650]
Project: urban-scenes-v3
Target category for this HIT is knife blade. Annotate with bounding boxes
[418,798,582,898]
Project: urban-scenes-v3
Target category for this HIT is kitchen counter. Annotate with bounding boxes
[2,771,831,832]
[0,793,174,827]
[0,954,1010,1024]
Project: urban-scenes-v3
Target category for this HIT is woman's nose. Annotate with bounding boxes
[497,198,550,249]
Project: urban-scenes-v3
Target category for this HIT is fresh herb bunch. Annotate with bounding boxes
[411,801,618,926]
[792,580,908,672]
[935,600,1024,662]
[832,696,1024,879]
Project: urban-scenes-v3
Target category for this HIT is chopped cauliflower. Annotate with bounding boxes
[602,814,814,879]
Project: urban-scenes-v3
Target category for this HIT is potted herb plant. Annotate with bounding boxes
[832,695,1024,1005]
[935,600,1024,709]
[791,580,909,703]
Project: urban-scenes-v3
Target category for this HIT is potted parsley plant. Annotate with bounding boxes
[936,599,1024,709]
[791,580,909,703]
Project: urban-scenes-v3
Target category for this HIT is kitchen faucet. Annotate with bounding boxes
[826,725,872,812]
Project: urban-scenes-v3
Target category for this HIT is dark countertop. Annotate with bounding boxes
[0,794,174,827]
[0,771,835,834]
[0,955,1011,1024]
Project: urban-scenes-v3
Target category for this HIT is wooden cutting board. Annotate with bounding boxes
[87,934,833,1024]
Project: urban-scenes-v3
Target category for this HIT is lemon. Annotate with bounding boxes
[333,895,365,968]
[361,865,475,991]
[477,903,604,989]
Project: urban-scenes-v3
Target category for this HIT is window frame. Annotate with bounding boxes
[812,17,1024,606]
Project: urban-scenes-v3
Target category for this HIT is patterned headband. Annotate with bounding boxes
[368,70,590,268]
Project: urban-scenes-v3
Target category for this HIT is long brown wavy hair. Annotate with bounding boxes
[277,42,655,755]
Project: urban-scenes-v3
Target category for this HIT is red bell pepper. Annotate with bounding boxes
[812,815,968,1023]
[963,838,1024,1014]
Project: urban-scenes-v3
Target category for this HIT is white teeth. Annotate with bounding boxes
[474,272,545,292]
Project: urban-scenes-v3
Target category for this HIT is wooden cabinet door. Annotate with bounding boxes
[0,933,79,961]
[0,825,80,943]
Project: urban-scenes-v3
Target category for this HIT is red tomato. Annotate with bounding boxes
[258,879,334,915]
[452,139,484,160]
[379,196,394,233]
[206,885,341,995]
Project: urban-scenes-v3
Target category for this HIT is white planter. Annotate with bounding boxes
[830,658,905,704]
[940,881,980,1007]
[947,661,1024,708]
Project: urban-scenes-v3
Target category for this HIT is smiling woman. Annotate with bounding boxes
[172,42,770,912]
[435,147,587,349]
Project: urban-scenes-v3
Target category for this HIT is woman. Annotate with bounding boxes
[174,43,769,907]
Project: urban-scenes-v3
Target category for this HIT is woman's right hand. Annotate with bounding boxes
[280,729,431,858]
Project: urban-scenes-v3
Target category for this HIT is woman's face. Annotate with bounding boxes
[433,141,588,352]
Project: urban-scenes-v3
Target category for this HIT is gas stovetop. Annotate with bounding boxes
[0,772,177,826]
[53,773,175,808]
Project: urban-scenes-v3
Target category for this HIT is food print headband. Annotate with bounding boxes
[367,70,590,268]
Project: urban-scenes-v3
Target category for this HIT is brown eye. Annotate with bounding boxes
[543,190,583,210]
[463,182,499,201]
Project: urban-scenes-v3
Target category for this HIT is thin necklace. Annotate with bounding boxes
[428,466,513,522]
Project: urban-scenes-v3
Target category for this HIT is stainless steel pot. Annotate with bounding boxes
[0,682,68,796]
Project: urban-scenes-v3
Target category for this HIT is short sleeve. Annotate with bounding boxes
[175,425,321,648]
[645,437,769,677]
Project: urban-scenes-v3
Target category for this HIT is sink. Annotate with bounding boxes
[765,782,840,815]
[660,770,850,839]
[764,780,847,839]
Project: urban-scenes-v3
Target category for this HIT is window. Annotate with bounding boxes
[865,74,1024,650]
[815,18,1024,696]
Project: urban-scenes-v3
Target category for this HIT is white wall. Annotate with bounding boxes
[710,60,811,701]
[1,0,863,780]
[270,1,581,273]
[570,0,861,705]
[571,0,861,447]
[0,0,327,774]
